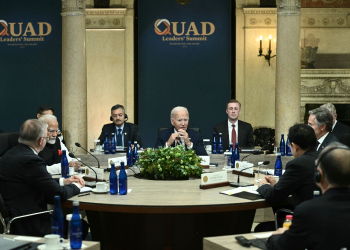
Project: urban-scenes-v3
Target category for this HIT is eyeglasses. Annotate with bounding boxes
[48,129,59,133]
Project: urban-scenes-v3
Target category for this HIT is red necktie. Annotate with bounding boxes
[232,124,236,149]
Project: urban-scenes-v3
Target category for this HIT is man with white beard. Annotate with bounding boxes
[38,115,80,174]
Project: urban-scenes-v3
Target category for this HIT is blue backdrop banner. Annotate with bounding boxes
[0,0,62,132]
[138,0,231,147]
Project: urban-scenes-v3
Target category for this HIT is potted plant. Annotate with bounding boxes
[135,145,203,180]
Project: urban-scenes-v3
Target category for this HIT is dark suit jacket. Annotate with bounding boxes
[213,120,254,151]
[318,132,338,152]
[332,121,350,141]
[0,144,80,236]
[257,150,319,207]
[98,122,143,148]
[154,127,207,156]
[268,188,350,250]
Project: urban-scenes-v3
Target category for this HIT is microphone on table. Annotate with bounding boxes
[230,161,270,187]
[69,153,99,188]
[241,149,262,161]
[75,142,100,168]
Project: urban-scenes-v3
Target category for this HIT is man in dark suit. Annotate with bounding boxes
[154,106,207,156]
[98,104,142,148]
[308,107,337,152]
[0,119,84,237]
[213,99,254,151]
[320,103,350,140]
[257,124,319,207]
[268,143,350,250]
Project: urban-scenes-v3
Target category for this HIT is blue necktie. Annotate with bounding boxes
[117,128,122,147]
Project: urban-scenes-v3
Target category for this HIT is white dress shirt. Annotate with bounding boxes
[317,132,329,151]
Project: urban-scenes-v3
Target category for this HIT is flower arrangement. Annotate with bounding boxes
[135,145,203,180]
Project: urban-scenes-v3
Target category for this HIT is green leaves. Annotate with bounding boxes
[135,145,203,180]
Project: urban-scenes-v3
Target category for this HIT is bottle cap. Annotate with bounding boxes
[313,190,320,195]
[73,201,79,206]
[54,196,60,201]
[219,133,222,135]
[286,215,293,220]
[281,134,284,136]
[134,141,137,143]
[213,132,216,134]
[276,153,281,156]
[111,133,115,135]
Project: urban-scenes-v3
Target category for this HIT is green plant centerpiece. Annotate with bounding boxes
[135,145,204,180]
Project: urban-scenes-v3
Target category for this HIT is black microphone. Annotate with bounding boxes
[69,153,99,188]
[241,149,261,161]
[230,161,270,187]
[75,142,100,168]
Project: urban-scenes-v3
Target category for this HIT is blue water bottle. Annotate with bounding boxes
[274,153,283,177]
[133,141,138,165]
[280,134,285,156]
[104,133,110,154]
[286,134,292,156]
[119,162,128,195]
[110,133,116,154]
[212,132,217,154]
[127,141,132,166]
[109,163,118,194]
[70,201,82,249]
[51,196,64,237]
[228,144,233,167]
[218,133,224,154]
[234,142,239,160]
[61,150,69,178]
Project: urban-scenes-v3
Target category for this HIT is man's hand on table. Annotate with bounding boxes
[69,161,82,171]
[63,175,85,188]
[265,175,277,187]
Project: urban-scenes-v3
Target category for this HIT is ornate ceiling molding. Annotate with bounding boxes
[85,8,127,29]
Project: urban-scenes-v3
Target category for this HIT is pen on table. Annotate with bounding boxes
[78,193,91,197]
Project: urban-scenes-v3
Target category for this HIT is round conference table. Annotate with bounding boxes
[62,153,293,250]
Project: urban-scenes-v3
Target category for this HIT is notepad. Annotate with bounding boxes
[0,236,31,250]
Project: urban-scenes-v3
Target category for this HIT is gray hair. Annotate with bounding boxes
[170,106,189,119]
[38,114,57,123]
[309,107,333,132]
[18,119,48,145]
[320,103,337,118]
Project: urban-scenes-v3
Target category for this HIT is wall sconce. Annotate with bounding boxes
[258,35,276,66]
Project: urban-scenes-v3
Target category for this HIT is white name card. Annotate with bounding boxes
[199,156,210,165]
[85,166,104,180]
[234,161,254,174]
[201,171,227,185]
[108,156,127,168]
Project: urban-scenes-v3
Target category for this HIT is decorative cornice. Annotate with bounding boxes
[301,8,350,14]
[243,8,276,14]
[86,8,127,16]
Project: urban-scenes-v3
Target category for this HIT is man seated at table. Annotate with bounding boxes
[267,143,350,250]
[0,119,84,236]
[308,107,337,152]
[213,99,254,151]
[98,104,143,148]
[154,106,207,155]
[257,124,319,207]
[39,114,80,174]
[36,105,64,143]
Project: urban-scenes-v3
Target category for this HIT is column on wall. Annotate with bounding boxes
[275,0,301,142]
[61,0,87,153]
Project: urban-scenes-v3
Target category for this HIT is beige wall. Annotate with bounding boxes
[236,7,350,130]
[85,6,134,150]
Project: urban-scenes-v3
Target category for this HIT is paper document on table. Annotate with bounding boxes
[108,156,127,168]
[253,233,272,239]
[220,185,259,195]
[80,186,93,193]
[257,169,285,175]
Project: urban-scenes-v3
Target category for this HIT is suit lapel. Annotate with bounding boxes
[123,123,130,147]
[223,122,229,150]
